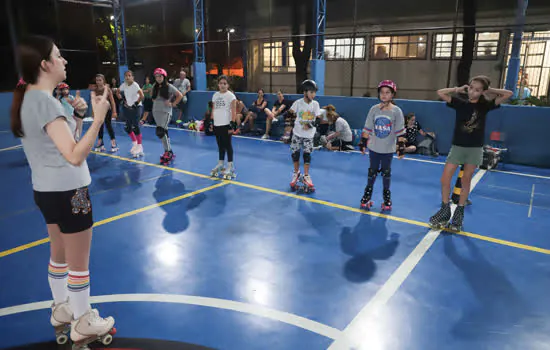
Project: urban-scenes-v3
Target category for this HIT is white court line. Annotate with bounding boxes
[0,293,342,340]
[528,184,535,218]
[489,169,550,180]
[0,144,22,152]
[487,184,550,197]
[328,169,486,350]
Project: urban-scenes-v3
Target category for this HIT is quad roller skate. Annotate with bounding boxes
[110,142,119,153]
[70,309,116,350]
[94,142,105,152]
[429,201,452,229]
[222,166,236,180]
[447,205,465,232]
[291,172,315,194]
[210,163,225,178]
[160,151,175,165]
[131,144,144,158]
[381,189,392,211]
[360,185,374,210]
[50,301,72,345]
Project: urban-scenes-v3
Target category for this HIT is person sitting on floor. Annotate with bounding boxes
[322,108,354,151]
[404,112,435,153]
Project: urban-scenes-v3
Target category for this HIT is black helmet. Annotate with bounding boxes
[301,79,318,92]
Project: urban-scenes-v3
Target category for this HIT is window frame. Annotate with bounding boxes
[370,33,429,60]
[431,31,501,60]
[324,36,366,61]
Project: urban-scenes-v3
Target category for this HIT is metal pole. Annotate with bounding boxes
[269,0,273,92]
[349,0,358,96]
[446,0,460,88]
[227,30,230,76]
[505,0,529,96]
[6,0,20,77]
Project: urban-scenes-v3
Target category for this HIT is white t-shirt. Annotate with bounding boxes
[290,98,321,139]
[120,82,142,106]
[335,117,353,142]
[212,91,236,126]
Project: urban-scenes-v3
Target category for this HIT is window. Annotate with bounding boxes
[432,32,500,59]
[325,37,365,60]
[371,34,427,60]
[262,41,297,73]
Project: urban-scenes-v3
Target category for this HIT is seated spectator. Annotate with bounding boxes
[404,112,435,153]
[317,104,333,136]
[242,89,267,132]
[233,98,248,135]
[262,90,290,139]
[323,108,354,151]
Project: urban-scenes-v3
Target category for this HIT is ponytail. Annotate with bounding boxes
[11,82,27,138]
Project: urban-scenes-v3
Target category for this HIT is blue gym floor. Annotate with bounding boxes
[1,122,550,350]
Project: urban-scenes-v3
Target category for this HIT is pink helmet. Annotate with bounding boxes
[378,80,397,94]
[58,82,69,90]
[154,68,167,77]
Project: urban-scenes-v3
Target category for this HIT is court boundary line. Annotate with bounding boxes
[0,293,342,340]
[528,184,535,218]
[0,182,228,258]
[91,152,550,256]
[327,169,486,350]
[0,144,22,152]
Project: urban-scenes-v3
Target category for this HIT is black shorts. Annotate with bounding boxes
[34,187,93,234]
[143,98,153,112]
[332,139,354,151]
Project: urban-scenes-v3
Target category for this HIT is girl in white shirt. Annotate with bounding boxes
[210,75,237,179]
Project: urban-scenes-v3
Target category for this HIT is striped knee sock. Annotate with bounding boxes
[48,260,68,305]
[68,271,91,319]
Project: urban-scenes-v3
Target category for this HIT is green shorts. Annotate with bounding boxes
[446,145,483,166]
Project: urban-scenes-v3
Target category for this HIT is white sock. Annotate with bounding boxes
[68,270,91,320]
[48,260,68,305]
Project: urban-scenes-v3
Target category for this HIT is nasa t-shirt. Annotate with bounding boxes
[363,104,405,154]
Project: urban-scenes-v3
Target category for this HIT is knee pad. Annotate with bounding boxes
[381,168,391,177]
[303,152,311,164]
[368,168,378,178]
[156,126,166,139]
[124,123,132,134]
[291,151,300,162]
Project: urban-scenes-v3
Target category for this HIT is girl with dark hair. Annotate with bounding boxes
[429,76,512,231]
[93,73,118,152]
[11,35,116,346]
[151,67,182,164]
[210,75,237,179]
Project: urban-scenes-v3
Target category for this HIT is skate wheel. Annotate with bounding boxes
[101,333,113,345]
[56,334,68,344]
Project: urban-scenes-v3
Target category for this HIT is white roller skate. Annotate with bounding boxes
[301,174,315,193]
[70,308,116,349]
[132,144,144,158]
[222,164,236,180]
[210,163,225,178]
[290,170,301,191]
[50,301,72,345]
[110,142,119,153]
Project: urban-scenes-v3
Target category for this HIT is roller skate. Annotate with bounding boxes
[381,189,392,211]
[429,201,451,229]
[360,185,373,210]
[160,150,175,165]
[132,144,144,158]
[290,170,301,191]
[110,142,119,153]
[50,301,72,345]
[210,163,225,178]
[301,174,315,193]
[94,142,105,152]
[447,205,465,232]
[70,308,116,350]
[222,164,236,180]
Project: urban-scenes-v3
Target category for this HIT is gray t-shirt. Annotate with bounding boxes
[335,117,353,142]
[174,78,191,94]
[363,104,405,154]
[20,90,91,192]
[152,83,179,116]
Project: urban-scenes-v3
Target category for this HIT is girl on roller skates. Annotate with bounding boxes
[211,75,238,179]
[116,70,144,158]
[289,79,322,192]
[93,74,118,152]
[429,76,512,231]
[12,36,115,346]
[150,67,183,165]
[359,80,406,211]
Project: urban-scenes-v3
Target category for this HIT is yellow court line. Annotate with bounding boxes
[0,182,228,259]
[91,152,550,256]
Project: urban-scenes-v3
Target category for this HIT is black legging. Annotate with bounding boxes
[98,110,115,140]
[214,124,233,162]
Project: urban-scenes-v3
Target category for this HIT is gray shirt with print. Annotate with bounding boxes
[20,90,91,192]
[363,104,405,154]
[152,83,179,116]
